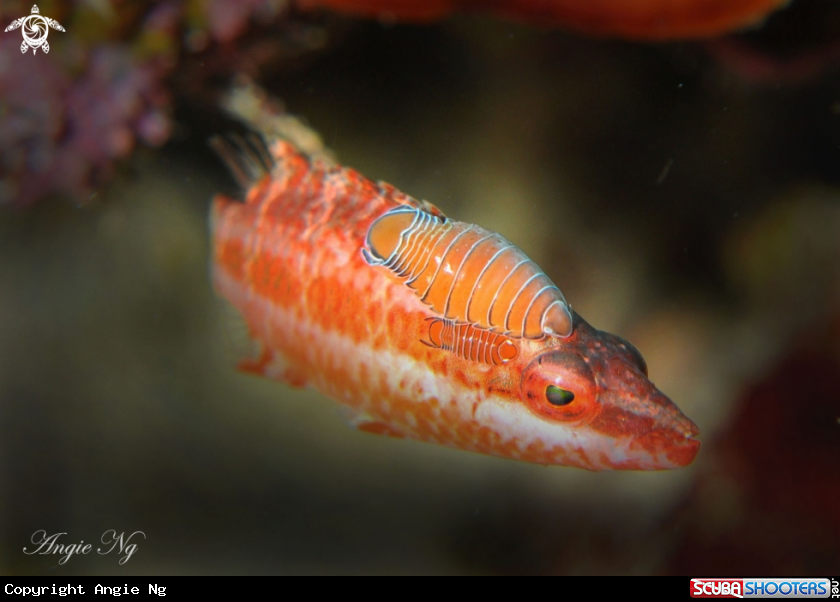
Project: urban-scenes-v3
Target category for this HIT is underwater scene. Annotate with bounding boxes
[1,0,839,575]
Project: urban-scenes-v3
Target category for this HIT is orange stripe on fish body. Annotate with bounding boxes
[363,206,573,339]
[212,137,701,470]
[424,318,518,366]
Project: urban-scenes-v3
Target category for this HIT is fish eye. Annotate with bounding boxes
[546,385,574,406]
[521,351,596,423]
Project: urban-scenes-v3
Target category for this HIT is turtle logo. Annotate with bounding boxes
[4,5,65,55]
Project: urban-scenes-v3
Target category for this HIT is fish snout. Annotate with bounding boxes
[631,390,701,469]
[588,385,701,469]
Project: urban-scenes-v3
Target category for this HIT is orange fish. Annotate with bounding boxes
[211,136,700,470]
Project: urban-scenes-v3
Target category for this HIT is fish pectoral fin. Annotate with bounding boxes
[337,407,407,439]
[237,350,308,388]
[236,347,273,376]
[217,296,307,387]
[357,421,407,439]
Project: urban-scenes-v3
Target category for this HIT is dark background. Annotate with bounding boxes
[2,1,839,574]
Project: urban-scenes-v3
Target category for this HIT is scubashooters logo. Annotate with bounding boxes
[4,5,65,55]
[691,578,834,598]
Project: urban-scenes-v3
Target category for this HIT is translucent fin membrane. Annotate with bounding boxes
[209,133,275,190]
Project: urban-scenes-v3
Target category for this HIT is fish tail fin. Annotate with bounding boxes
[221,75,338,166]
[209,133,274,191]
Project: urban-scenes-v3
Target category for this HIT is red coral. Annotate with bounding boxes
[296,0,789,40]
[205,0,282,42]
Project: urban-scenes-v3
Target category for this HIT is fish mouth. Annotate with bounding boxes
[645,391,701,468]
[589,387,702,469]
[675,413,701,442]
[624,424,700,469]
[670,428,701,467]
[650,417,701,468]
[616,403,701,469]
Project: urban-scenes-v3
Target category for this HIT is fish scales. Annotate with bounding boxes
[212,138,701,470]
